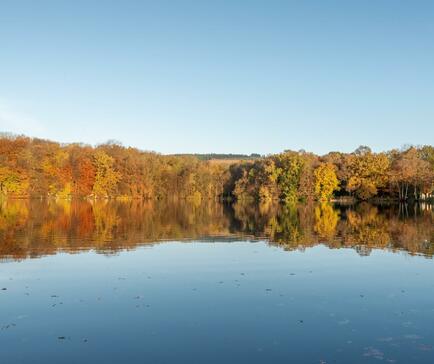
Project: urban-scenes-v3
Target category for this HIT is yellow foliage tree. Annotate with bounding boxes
[345,148,390,200]
[314,163,339,200]
[92,151,121,198]
[0,167,29,196]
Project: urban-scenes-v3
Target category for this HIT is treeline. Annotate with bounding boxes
[230,145,434,202]
[172,153,261,161]
[0,135,229,199]
[0,134,433,201]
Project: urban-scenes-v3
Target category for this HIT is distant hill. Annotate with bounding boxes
[171,153,262,161]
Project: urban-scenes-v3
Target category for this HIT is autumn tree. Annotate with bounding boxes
[92,150,121,198]
[69,145,96,196]
[297,152,318,202]
[233,159,279,201]
[273,152,304,203]
[345,147,390,200]
[314,163,339,200]
[390,147,433,201]
[0,167,29,196]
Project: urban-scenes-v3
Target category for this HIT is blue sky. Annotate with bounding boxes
[0,0,433,155]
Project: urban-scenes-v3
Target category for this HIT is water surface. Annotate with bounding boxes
[1,200,433,363]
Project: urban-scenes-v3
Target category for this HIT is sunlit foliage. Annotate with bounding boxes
[314,163,339,200]
[0,135,433,201]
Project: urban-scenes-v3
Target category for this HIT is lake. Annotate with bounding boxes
[1,199,433,363]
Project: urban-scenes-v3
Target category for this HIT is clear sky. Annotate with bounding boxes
[0,0,433,155]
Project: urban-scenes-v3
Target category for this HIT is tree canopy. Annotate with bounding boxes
[0,134,432,202]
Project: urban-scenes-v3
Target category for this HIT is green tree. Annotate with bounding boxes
[274,152,304,203]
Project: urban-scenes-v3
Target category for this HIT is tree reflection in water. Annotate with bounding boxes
[0,198,433,260]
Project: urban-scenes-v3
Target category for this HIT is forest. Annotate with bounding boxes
[0,133,433,202]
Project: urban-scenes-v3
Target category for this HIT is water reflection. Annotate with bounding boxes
[0,198,433,260]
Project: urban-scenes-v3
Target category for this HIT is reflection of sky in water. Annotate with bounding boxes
[1,242,433,363]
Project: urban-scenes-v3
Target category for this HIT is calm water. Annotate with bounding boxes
[1,199,433,363]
